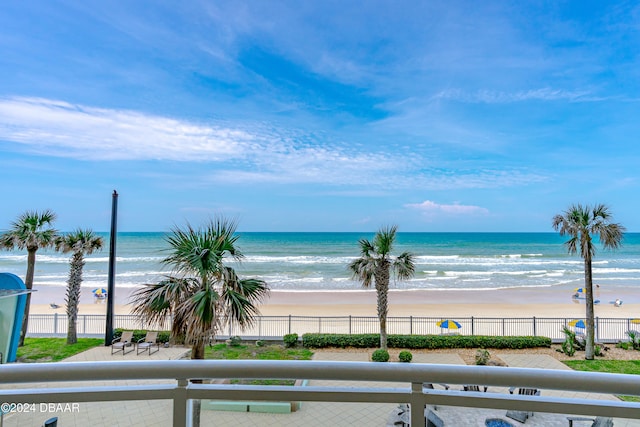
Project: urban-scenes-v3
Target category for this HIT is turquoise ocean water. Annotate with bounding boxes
[1,232,639,295]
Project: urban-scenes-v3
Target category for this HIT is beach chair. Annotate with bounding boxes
[566,416,613,427]
[463,384,488,392]
[136,331,160,355]
[111,331,135,355]
[508,387,540,418]
[426,410,444,427]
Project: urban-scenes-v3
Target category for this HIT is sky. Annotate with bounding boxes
[1,1,639,232]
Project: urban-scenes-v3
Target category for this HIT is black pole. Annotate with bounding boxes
[105,190,118,345]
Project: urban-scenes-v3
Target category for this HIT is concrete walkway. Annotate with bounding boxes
[1,347,638,426]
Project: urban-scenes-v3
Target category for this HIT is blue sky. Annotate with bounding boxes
[1,1,639,232]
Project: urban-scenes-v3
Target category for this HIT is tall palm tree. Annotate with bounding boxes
[349,226,415,350]
[131,218,269,359]
[55,229,104,344]
[553,204,625,360]
[0,210,58,346]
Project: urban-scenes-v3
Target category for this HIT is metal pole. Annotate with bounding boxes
[105,190,118,345]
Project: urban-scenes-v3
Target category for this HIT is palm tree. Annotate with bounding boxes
[0,210,58,346]
[55,229,104,344]
[349,226,415,350]
[553,204,625,360]
[131,218,269,359]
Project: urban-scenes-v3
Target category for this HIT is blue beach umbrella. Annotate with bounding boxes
[573,288,586,294]
[437,319,462,330]
[93,288,108,297]
[569,319,586,329]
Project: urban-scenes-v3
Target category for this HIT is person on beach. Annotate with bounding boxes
[614,299,622,307]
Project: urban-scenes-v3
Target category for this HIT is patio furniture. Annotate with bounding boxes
[505,410,529,424]
[508,387,540,418]
[567,416,614,427]
[136,331,160,355]
[463,384,488,392]
[426,410,444,427]
[111,330,135,355]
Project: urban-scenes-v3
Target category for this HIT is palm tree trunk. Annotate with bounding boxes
[375,262,390,350]
[19,248,37,346]
[66,254,84,345]
[584,256,595,360]
[190,340,206,427]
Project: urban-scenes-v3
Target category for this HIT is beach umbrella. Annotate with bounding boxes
[437,319,462,330]
[569,319,586,329]
[93,288,108,297]
[631,319,640,324]
[573,288,586,294]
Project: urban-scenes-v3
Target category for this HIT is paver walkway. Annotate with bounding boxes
[1,348,638,426]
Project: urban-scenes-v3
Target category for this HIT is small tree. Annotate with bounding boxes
[0,210,58,346]
[55,229,104,344]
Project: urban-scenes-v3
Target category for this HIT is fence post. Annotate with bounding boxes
[471,316,474,335]
[288,315,292,335]
[596,316,600,342]
[533,317,536,336]
[54,313,58,335]
[318,317,322,334]
[502,318,505,336]
[349,316,352,335]
[83,315,87,335]
[409,316,413,335]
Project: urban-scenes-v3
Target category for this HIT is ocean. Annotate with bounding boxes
[1,232,639,295]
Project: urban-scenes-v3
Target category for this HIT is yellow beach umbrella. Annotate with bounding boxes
[631,319,640,324]
[573,287,586,294]
[437,319,462,330]
[568,319,586,329]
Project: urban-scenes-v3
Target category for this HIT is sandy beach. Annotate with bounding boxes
[28,284,640,319]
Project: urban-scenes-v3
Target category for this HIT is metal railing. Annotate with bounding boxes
[27,314,640,342]
[1,360,639,427]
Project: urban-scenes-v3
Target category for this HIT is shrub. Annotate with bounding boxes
[371,348,389,362]
[627,330,640,350]
[398,350,412,363]
[113,329,170,344]
[255,340,265,347]
[301,333,551,349]
[228,335,242,347]
[617,341,631,350]
[475,349,490,365]
[283,333,299,348]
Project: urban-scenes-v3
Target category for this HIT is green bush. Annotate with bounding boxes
[627,330,640,350]
[371,348,390,362]
[113,329,170,344]
[283,333,299,348]
[475,349,490,365]
[617,341,631,350]
[255,340,265,347]
[228,336,242,346]
[301,333,551,349]
[398,350,413,363]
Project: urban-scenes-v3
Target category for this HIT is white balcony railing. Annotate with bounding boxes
[1,360,639,426]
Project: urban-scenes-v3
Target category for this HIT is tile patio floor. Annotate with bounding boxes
[1,347,638,426]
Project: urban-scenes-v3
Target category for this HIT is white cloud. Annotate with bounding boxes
[405,200,489,216]
[0,97,249,161]
[432,88,592,104]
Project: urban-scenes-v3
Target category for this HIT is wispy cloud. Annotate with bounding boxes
[432,88,592,103]
[405,200,489,216]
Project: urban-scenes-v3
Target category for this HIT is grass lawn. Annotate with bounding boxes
[205,343,313,386]
[564,360,640,402]
[205,343,313,361]
[16,338,104,363]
